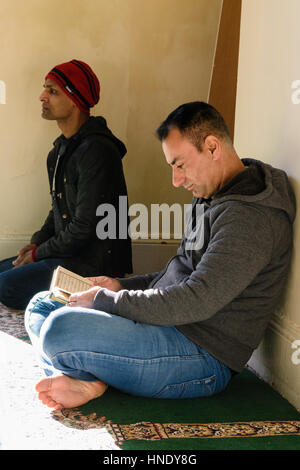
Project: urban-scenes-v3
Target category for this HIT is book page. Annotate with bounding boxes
[52,266,93,294]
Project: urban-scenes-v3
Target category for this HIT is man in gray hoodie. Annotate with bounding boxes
[25,102,296,410]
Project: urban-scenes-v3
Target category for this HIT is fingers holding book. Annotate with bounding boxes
[67,277,123,309]
[87,276,123,292]
[68,286,101,309]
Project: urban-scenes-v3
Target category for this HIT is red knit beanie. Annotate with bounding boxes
[45,59,100,114]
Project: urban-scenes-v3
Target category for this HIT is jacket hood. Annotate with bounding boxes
[212,158,296,224]
[54,116,127,159]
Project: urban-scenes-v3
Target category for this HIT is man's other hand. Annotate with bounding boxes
[13,250,34,267]
[17,243,37,257]
[88,276,122,292]
[13,243,37,267]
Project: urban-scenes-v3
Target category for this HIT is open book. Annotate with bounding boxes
[50,266,93,304]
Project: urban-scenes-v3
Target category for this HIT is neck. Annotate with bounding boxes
[57,112,89,138]
[219,151,246,191]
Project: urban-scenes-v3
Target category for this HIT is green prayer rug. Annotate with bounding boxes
[49,369,300,450]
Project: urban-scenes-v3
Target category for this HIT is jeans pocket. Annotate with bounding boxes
[154,375,217,399]
[26,292,61,337]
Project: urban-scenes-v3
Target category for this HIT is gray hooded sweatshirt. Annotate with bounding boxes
[94,158,296,372]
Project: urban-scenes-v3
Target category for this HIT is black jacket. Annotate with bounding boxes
[31,116,132,277]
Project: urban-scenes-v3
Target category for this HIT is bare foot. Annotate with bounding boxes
[35,375,107,410]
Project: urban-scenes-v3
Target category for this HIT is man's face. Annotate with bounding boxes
[162,127,221,199]
[39,78,76,120]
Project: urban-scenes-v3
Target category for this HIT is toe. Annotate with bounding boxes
[54,404,64,410]
[35,377,52,393]
[37,391,59,408]
[47,399,60,408]
[37,391,50,404]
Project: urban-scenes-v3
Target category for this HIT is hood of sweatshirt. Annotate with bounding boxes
[210,158,296,224]
[53,115,127,159]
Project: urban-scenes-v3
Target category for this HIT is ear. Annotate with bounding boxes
[203,135,221,160]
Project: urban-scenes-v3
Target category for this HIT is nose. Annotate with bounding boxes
[172,166,185,188]
[39,89,48,102]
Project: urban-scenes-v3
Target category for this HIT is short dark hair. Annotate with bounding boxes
[156,101,232,151]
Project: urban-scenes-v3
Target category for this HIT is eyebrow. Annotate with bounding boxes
[43,84,59,90]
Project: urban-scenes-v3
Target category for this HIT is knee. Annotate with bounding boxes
[24,291,52,333]
[0,272,15,305]
[0,268,36,309]
[40,307,77,357]
[24,290,51,321]
[26,291,51,310]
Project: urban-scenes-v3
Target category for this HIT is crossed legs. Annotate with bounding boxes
[25,292,232,409]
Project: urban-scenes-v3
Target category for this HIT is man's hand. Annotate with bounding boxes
[88,276,122,292]
[17,243,37,257]
[13,243,37,267]
[13,250,35,267]
[68,286,102,309]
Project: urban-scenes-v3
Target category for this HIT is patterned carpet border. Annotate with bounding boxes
[51,409,300,443]
[101,420,300,442]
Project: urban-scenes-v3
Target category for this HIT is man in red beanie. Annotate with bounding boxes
[0,60,132,310]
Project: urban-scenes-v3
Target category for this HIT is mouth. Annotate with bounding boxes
[185,184,194,191]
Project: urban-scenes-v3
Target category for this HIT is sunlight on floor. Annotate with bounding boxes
[0,331,120,450]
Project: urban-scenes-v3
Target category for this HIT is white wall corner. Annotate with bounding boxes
[248,312,300,412]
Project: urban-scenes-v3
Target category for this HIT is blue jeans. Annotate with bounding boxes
[0,257,66,310]
[25,291,233,399]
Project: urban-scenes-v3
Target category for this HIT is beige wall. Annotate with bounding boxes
[235,0,300,410]
[0,0,222,259]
